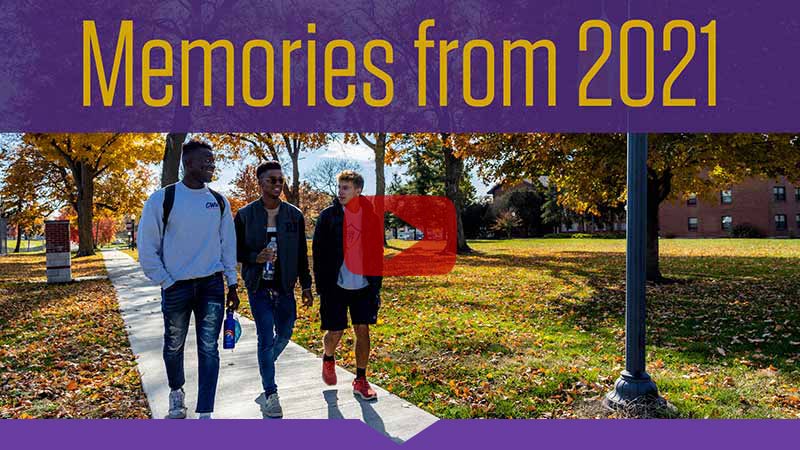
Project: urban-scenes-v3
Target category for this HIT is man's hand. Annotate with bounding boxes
[255,247,275,264]
[301,288,314,308]
[227,285,240,311]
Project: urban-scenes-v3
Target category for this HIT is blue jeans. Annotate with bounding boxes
[248,288,297,395]
[161,273,225,414]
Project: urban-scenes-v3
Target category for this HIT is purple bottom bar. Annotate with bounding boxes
[2,419,796,449]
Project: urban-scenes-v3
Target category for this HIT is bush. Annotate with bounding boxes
[586,231,626,239]
[542,232,626,239]
[731,223,764,238]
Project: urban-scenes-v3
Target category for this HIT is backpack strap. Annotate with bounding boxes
[162,184,176,234]
[208,188,226,218]
[160,184,177,258]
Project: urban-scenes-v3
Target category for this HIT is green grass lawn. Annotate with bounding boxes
[4,239,46,253]
[121,239,800,418]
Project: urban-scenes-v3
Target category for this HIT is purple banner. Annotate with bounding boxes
[2,419,799,448]
[1,0,799,132]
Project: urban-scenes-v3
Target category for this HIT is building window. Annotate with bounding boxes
[721,216,733,232]
[687,193,697,206]
[775,214,787,231]
[720,190,733,204]
[773,186,786,202]
[688,217,699,231]
[796,187,800,201]
[797,214,800,227]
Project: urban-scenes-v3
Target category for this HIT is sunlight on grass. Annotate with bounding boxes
[293,238,800,418]
[121,238,800,418]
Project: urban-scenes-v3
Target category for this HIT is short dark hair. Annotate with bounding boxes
[337,170,364,190]
[256,161,283,180]
[181,140,213,159]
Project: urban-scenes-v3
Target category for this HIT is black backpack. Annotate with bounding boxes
[161,183,226,242]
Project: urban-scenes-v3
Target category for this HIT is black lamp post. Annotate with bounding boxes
[603,133,664,411]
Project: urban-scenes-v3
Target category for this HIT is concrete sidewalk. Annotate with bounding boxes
[102,250,437,441]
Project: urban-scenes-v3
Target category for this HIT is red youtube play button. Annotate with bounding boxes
[342,195,457,276]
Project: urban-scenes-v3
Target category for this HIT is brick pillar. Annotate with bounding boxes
[45,220,71,283]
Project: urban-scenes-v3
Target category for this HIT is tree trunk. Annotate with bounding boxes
[158,0,198,188]
[13,224,22,253]
[646,169,671,282]
[441,136,471,254]
[373,134,386,197]
[373,134,387,246]
[161,133,187,187]
[75,162,96,257]
[289,151,300,207]
[358,133,389,246]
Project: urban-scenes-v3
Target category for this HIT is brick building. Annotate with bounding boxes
[660,177,800,238]
[487,179,538,201]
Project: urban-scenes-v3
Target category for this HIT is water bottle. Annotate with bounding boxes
[223,310,236,349]
[263,237,278,280]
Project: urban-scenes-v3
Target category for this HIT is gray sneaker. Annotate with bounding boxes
[168,388,187,419]
[264,393,283,418]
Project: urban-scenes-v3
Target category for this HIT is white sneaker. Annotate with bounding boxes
[264,393,283,418]
[197,413,213,419]
[168,388,187,419]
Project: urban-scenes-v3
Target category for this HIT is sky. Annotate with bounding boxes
[206,139,495,198]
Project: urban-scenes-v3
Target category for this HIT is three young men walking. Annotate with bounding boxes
[138,140,383,418]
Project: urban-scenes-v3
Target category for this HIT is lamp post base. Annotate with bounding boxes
[603,370,668,414]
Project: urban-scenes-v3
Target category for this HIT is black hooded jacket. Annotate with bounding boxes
[312,196,383,297]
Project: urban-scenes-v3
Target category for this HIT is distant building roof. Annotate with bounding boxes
[487,178,543,196]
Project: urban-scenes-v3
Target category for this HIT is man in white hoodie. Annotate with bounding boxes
[137,140,239,419]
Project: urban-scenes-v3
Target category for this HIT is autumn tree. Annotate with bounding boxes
[147,0,243,187]
[0,143,60,252]
[356,133,406,197]
[389,140,477,204]
[299,182,331,235]
[24,133,162,256]
[227,165,329,235]
[228,165,262,214]
[161,133,188,187]
[475,133,800,281]
[308,158,362,197]
[492,210,523,239]
[205,133,331,207]
[409,134,480,254]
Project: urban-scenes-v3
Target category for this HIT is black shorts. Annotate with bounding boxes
[320,285,380,331]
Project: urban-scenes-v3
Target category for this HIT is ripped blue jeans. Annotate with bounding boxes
[161,272,225,413]
[248,288,297,396]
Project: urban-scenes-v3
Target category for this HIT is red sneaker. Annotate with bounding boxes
[352,377,377,400]
[322,359,337,386]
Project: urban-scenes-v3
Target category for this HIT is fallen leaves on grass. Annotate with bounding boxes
[0,253,149,419]
[291,240,800,419]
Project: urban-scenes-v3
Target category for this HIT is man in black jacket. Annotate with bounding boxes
[234,161,313,417]
[312,170,383,400]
